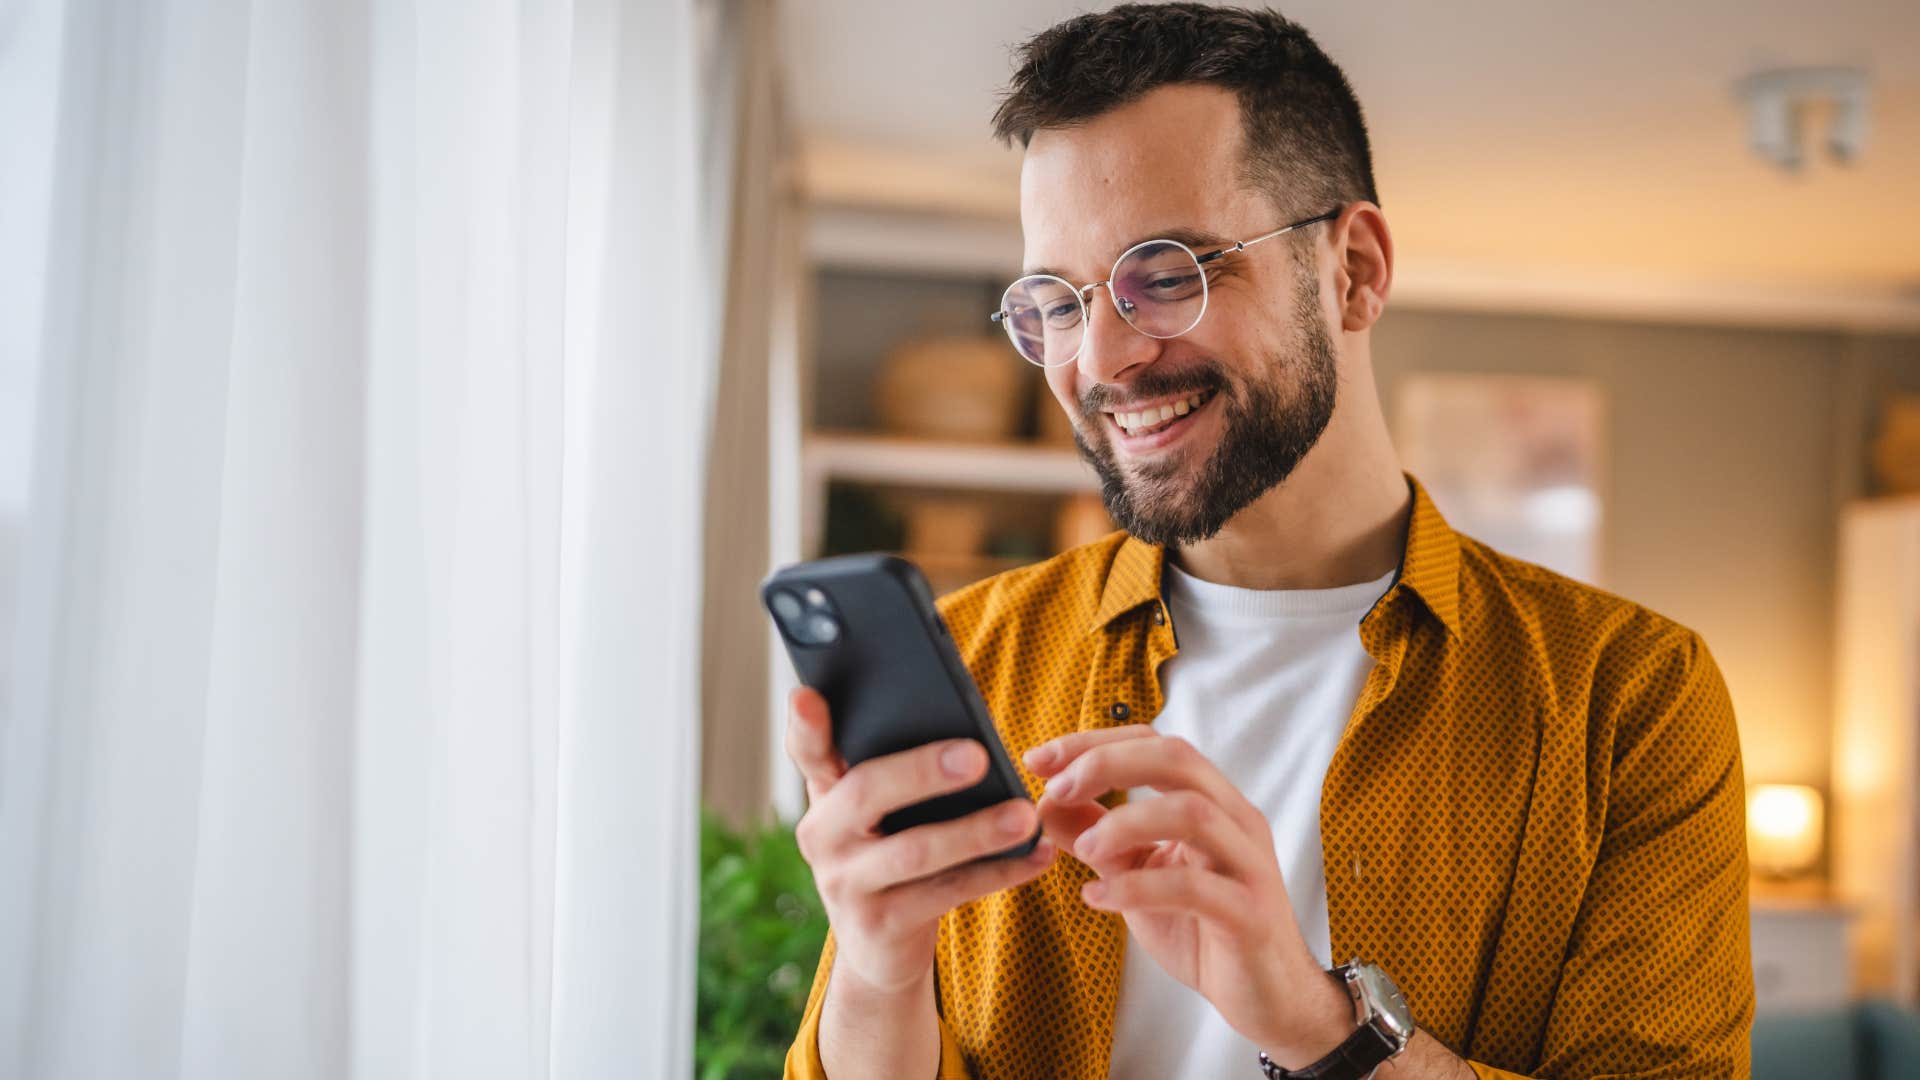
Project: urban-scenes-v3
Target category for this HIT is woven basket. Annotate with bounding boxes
[1871,395,1920,495]
[873,336,1025,442]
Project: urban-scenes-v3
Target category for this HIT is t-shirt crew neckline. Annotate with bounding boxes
[1162,560,1400,623]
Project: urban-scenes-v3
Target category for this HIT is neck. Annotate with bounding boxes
[1170,359,1410,591]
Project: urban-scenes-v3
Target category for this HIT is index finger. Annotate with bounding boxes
[1022,724,1158,777]
[784,686,847,803]
[1043,735,1245,822]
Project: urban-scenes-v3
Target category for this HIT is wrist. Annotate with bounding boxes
[820,961,940,1080]
[1251,964,1356,1068]
[829,955,935,1005]
[1258,960,1420,1080]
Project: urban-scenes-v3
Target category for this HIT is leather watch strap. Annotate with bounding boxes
[1257,1022,1400,1079]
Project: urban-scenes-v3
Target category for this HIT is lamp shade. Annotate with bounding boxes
[1747,783,1824,877]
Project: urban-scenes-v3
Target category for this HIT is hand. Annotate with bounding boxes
[785,686,1057,997]
[1024,726,1354,1066]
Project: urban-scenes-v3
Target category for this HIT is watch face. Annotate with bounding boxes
[1355,964,1415,1042]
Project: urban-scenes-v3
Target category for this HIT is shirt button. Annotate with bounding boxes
[1110,701,1130,721]
[1152,608,1166,625]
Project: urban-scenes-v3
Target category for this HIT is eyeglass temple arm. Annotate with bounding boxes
[1194,209,1342,266]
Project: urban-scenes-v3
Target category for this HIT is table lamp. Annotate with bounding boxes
[1747,783,1824,878]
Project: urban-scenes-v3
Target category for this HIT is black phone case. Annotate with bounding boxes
[763,554,1040,859]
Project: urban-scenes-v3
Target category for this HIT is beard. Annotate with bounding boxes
[1071,271,1338,548]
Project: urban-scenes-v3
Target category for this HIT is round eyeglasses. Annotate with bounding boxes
[989,209,1340,368]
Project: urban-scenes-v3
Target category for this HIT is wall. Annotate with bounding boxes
[1372,307,1920,795]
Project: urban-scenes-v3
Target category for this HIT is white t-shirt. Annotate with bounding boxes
[1105,561,1397,1080]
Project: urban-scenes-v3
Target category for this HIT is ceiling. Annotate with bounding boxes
[781,0,1920,325]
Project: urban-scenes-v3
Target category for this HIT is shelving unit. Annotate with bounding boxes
[801,430,1098,561]
[806,430,1096,493]
[764,199,1106,818]
[783,201,1111,594]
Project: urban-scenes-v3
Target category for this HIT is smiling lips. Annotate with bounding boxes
[1106,388,1215,439]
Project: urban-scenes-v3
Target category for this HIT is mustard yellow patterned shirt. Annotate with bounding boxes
[785,475,1753,1079]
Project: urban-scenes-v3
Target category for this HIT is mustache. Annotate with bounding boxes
[1078,362,1226,416]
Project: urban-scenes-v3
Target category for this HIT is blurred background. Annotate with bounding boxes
[3,0,1919,1077]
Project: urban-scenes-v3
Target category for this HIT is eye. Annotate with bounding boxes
[1132,269,1203,302]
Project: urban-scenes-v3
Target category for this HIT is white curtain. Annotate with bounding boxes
[0,0,718,1076]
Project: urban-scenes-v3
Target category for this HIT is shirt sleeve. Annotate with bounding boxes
[784,928,974,1080]
[1488,628,1754,1078]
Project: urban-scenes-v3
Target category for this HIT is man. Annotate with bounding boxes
[782,5,1752,1079]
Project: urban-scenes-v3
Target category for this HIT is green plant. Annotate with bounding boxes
[697,807,829,1080]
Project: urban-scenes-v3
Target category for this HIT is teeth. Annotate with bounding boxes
[1111,390,1210,436]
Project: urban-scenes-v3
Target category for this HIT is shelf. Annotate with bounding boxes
[807,204,1021,278]
[807,431,1099,494]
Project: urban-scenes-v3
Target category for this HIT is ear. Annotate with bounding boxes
[1332,202,1392,332]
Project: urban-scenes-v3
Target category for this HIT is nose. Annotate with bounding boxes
[1076,283,1162,385]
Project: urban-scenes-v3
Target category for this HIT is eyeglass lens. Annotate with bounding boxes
[998,240,1209,367]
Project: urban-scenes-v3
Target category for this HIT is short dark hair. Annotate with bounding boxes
[992,4,1379,223]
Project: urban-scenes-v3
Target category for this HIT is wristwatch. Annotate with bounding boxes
[1256,959,1414,1079]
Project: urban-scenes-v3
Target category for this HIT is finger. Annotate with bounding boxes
[875,839,1059,931]
[785,686,847,803]
[1081,864,1256,930]
[1023,724,1157,777]
[1071,791,1259,880]
[1036,792,1107,857]
[814,738,990,850]
[1043,736,1250,832]
[841,798,1041,893]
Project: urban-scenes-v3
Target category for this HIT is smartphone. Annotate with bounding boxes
[763,553,1040,859]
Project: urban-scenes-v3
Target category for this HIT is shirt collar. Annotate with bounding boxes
[1087,472,1462,637]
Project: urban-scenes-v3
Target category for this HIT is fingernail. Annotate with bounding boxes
[1045,774,1074,800]
[1082,880,1107,905]
[1023,745,1053,769]
[1073,825,1101,859]
[942,743,977,777]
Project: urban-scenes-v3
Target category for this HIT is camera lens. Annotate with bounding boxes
[770,589,803,622]
[805,613,840,644]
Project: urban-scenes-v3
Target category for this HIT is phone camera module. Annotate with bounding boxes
[770,589,804,623]
[805,613,841,644]
[770,585,839,645]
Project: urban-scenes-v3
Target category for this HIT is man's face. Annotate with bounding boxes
[1019,84,1340,547]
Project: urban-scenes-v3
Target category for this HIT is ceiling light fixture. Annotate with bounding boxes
[1735,66,1871,173]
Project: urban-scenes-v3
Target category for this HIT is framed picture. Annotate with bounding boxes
[1393,374,1605,584]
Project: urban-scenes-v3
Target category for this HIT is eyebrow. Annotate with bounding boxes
[1023,226,1236,280]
